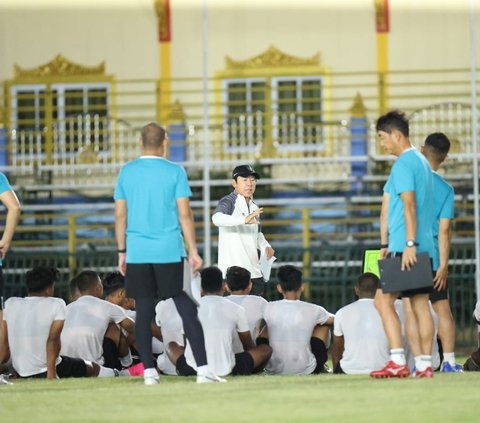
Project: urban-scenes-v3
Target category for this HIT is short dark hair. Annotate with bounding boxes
[141,122,166,149]
[74,270,101,293]
[376,110,409,137]
[424,132,450,162]
[25,266,60,293]
[200,266,224,294]
[277,265,302,292]
[225,266,251,291]
[102,272,125,296]
[356,272,379,297]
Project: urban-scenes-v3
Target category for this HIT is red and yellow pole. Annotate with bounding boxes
[374,0,390,115]
[155,0,172,126]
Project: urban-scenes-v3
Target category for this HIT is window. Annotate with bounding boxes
[272,76,324,152]
[222,76,323,154]
[223,79,265,152]
[10,83,110,156]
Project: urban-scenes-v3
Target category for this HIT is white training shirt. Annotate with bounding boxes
[474,301,480,332]
[3,296,66,377]
[184,295,250,377]
[227,294,268,353]
[333,298,390,374]
[60,295,130,364]
[212,191,271,279]
[264,299,331,375]
[155,298,184,375]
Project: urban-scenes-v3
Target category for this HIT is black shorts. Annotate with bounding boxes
[27,356,87,379]
[176,354,197,376]
[386,252,433,298]
[250,277,265,296]
[232,352,255,376]
[429,271,449,302]
[126,261,184,300]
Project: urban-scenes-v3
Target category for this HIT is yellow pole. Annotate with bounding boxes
[374,0,390,115]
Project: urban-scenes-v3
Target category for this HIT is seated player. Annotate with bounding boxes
[0,267,126,378]
[262,265,334,375]
[463,300,480,371]
[167,266,272,377]
[60,270,135,370]
[332,272,390,374]
[155,298,184,375]
[225,266,268,351]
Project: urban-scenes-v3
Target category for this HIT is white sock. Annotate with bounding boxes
[197,365,209,376]
[414,356,422,371]
[144,367,159,379]
[98,366,116,378]
[390,348,406,366]
[417,355,432,371]
[443,352,456,366]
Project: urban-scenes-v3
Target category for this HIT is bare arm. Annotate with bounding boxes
[434,218,452,290]
[119,316,135,334]
[177,197,203,273]
[46,320,64,379]
[331,335,344,371]
[401,191,417,270]
[380,192,389,259]
[238,330,256,352]
[115,199,127,276]
[0,190,21,259]
[0,312,10,364]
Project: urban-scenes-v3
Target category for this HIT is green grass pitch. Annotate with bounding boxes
[1,372,478,423]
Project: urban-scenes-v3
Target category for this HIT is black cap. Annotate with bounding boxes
[232,165,260,180]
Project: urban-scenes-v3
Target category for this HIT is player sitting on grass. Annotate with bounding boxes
[167,266,272,378]
[260,265,334,375]
[60,270,135,371]
[225,266,268,352]
[463,300,480,371]
[0,266,128,378]
[332,272,390,374]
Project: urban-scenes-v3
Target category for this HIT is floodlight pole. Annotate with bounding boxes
[469,0,480,300]
[201,0,212,266]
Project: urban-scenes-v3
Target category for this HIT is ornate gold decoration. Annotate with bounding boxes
[14,55,105,78]
[168,99,186,122]
[225,45,320,70]
[349,92,367,118]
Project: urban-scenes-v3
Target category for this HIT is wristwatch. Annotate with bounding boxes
[406,239,418,248]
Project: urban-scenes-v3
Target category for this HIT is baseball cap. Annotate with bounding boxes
[232,165,260,180]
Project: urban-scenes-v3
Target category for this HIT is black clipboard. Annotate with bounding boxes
[378,252,433,293]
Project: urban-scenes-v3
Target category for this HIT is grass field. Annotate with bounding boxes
[1,372,478,423]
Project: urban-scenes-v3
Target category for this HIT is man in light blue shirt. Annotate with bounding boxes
[114,122,224,385]
[370,111,435,379]
[421,133,462,372]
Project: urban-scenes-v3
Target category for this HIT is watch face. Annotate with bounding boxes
[406,240,415,247]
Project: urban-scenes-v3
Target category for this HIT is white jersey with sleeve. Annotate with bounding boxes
[3,296,66,377]
[227,294,268,353]
[60,295,130,364]
[184,295,250,376]
[264,299,330,375]
[474,301,480,331]
[212,191,271,279]
[333,298,389,374]
[155,298,184,375]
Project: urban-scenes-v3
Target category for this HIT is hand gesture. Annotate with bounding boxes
[245,208,263,224]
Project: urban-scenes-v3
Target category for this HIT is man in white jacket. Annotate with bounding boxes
[212,165,274,296]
